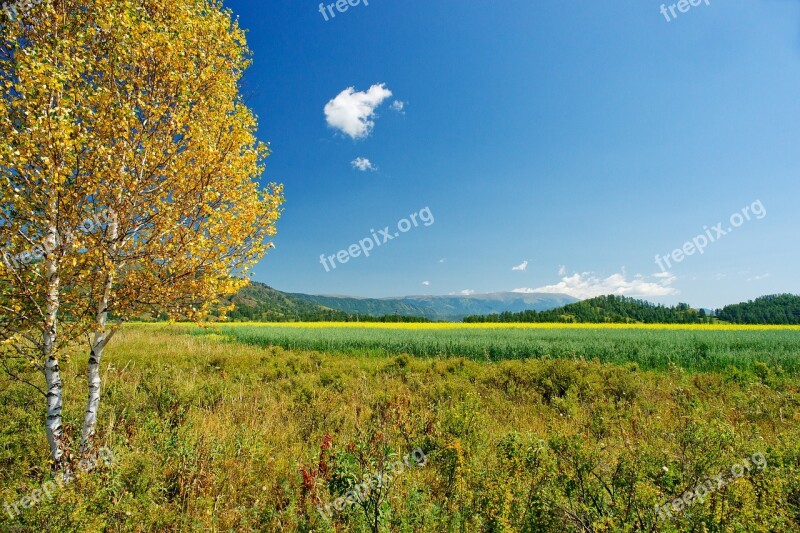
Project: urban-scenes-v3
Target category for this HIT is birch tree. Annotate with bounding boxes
[1,0,109,470]
[2,0,283,464]
[71,0,284,455]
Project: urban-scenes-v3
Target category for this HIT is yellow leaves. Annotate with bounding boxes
[2,0,283,334]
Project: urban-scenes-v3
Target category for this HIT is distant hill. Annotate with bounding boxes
[215,282,449,322]
[222,282,349,321]
[464,295,714,324]
[218,285,800,325]
[290,291,578,321]
[216,283,577,322]
[716,294,800,325]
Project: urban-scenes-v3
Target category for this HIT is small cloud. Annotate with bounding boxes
[421,281,430,286]
[351,157,376,171]
[390,100,406,113]
[513,270,678,299]
[460,289,475,296]
[747,273,771,281]
[558,265,567,276]
[512,260,528,272]
[439,258,446,263]
[324,83,393,139]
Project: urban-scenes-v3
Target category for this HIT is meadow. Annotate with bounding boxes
[0,323,799,531]
[204,322,800,375]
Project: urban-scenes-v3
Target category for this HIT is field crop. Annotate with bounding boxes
[200,322,800,374]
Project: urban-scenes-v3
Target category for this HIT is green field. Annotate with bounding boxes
[204,323,800,374]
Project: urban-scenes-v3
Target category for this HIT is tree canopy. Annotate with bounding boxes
[463,295,712,324]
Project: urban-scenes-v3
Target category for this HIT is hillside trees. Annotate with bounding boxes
[463,295,711,324]
[716,294,800,324]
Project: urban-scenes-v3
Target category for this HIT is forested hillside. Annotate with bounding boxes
[217,282,429,322]
[463,295,712,323]
[217,287,800,325]
[716,294,800,324]
[290,292,577,321]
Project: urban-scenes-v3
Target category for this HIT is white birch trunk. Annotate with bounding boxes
[43,222,65,471]
[80,276,111,454]
[81,209,118,455]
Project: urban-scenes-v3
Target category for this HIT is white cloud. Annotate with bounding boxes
[324,83,393,139]
[422,281,430,286]
[512,260,528,272]
[558,265,567,276]
[748,273,771,281]
[391,100,406,113]
[439,258,446,263]
[513,270,678,300]
[351,157,376,171]
[460,289,475,295]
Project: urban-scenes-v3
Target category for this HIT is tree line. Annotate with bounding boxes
[463,295,713,324]
[715,294,800,324]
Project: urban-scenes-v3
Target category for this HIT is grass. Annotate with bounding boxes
[1,324,799,531]
[199,322,800,374]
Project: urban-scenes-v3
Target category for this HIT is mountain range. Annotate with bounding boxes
[218,282,800,325]
[223,282,577,322]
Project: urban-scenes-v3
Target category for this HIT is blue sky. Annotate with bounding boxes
[225,0,800,309]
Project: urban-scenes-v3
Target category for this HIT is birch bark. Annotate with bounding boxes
[81,209,118,454]
[43,221,65,471]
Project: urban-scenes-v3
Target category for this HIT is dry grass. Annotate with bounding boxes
[1,325,799,531]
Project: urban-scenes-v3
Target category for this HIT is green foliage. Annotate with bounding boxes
[717,294,800,324]
[464,295,713,324]
[464,293,800,326]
